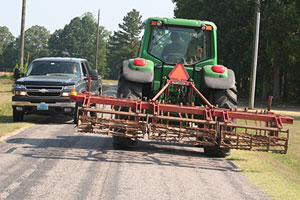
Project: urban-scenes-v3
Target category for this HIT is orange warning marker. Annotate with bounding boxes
[168,64,190,81]
[70,87,77,96]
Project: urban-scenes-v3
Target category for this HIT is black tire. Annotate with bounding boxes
[112,75,142,149]
[204,85,238,158]
[212,85,238,109]
[13,108,24,122]
[204,145,231,158]
[116,75,142,99]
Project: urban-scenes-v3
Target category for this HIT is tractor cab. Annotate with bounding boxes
[147,20,211,65]
[139,18,217,67]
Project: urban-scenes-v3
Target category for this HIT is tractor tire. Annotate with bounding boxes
[13,108,24,122]
[203,145,231,158]
[112,75,142,149]
[204,85,238,158]
[212,85,238,109]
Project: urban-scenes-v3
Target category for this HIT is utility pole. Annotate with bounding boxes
[19,0,26,69]
[95,9,100,71]
[249,0,261,109]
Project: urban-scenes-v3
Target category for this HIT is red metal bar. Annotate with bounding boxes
[70,94,293,126]
[88,77,91,92]
[268,96,273,111]
[152,81,170,101]
[187,81,214,108]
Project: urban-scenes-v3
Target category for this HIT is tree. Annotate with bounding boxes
[48,12,110,77]
[0,26,15,71]
[106,9,143,79]
[24,25,51,62]
[0,26,14,55]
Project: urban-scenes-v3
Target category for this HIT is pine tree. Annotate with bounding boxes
[107,9,143,79]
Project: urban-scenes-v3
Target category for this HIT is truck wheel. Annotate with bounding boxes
[112,75,142,149]
[204,85,238,158]
[13,108,24,122]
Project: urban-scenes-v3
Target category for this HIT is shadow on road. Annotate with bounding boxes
[6,135,241,173]
[0,114,73,125]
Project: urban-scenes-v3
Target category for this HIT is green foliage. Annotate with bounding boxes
[0,25,50,71]
[0,26,15,71]
[0,26,14,55]
[24,25,51,62]
[106,9,143,79]
[48,12,110,77]
[173,0,300,103]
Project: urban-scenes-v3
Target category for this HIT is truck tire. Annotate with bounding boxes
[112,75,142,149]
[13,108,24,122]
[204,85,237,158]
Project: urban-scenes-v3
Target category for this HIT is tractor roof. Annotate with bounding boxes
[145,17,216,29]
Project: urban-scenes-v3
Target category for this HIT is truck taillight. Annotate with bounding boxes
[133,58,147,67]
[212,65,225,73]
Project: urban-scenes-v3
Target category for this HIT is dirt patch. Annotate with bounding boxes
[0,72,13,76]
[0,79,13,85]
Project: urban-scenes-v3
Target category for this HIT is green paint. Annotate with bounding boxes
[135,17,230,101]
[128,59,154,72]
[203,65,228,78]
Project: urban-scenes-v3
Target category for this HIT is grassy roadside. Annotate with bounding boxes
[228,116,300,200]
[102,79,118,85]
[0,76,47,139]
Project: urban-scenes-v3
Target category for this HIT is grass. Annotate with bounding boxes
[228,116,300,200]
[0,77,48,139]
[102,79,118,85]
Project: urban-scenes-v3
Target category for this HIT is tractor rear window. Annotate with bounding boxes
[148,25,211,65]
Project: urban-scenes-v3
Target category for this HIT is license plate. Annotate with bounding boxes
[37,103,48,110]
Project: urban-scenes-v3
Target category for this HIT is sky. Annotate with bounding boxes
[0,0,176,37]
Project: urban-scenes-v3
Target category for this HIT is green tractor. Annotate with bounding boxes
[71,17,292,157]
[114,17,237,156]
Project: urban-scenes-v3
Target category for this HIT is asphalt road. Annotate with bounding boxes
[0,84,272,200]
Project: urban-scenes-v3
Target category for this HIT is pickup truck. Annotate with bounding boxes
[12,57,102,123]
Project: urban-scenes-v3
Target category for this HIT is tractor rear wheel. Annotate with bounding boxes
[204,85,237,158]
[112,75,142,149]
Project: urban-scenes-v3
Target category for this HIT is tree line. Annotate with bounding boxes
[173,0,300,102]
[0,9,143,79]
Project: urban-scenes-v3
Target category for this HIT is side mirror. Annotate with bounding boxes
[13,68,21,80]
[91,69,98,80]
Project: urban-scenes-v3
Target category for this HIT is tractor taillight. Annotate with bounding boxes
[133,58,147,67]
[212,65,225,73]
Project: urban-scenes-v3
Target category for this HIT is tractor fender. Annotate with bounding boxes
[122,59,154,83]
[204,69,236,89]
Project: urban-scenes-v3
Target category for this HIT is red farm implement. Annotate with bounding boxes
[70,75,293,155]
